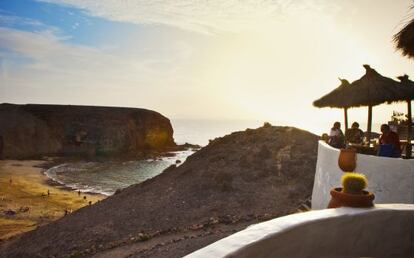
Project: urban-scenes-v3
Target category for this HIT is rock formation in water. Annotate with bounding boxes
[0,125,318,257]
[0,104,175,159]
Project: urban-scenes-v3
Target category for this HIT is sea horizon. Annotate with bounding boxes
[171,118,384,146]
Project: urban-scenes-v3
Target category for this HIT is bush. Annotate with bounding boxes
[263,122,272,128]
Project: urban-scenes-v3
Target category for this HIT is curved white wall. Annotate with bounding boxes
[312,141,414,209]
[185,204,414,258]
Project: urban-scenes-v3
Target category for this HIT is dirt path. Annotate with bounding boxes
[90,220,257,258]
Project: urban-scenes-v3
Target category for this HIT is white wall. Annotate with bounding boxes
[185,204,414,258]
[312,141,414,209]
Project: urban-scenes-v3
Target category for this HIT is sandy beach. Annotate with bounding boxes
[0,160,105,240]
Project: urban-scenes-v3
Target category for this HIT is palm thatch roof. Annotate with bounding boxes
[313,65,406,108]
[397,74,414,99]
[394,18,414,59]
[313,78,351,108]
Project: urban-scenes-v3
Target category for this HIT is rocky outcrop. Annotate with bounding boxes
[0,125,318,257]
[0,104,175,159]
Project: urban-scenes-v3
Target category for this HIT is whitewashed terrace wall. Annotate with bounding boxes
[185,204,414,258]
[312,141,414,209]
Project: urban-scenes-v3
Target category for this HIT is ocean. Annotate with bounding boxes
[44,119,383,195]
[171,119,263,145]
[45,119,264,195]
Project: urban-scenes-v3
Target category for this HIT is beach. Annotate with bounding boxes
[0,160,104,240]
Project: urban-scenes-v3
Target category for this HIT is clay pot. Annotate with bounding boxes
[327,187,375,208]
[338,148,357,172]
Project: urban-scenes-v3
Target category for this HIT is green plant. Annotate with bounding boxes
[341,173,368,194]
[263,122,272,128]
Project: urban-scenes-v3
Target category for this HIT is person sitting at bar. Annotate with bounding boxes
[345,122,364,144]
[378,124,401,158]
[328,121,345,148]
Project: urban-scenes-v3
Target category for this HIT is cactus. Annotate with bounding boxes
[341,173,368,194]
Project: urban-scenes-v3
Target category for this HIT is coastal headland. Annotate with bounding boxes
[0,104,176,159]
[0,125,319,258]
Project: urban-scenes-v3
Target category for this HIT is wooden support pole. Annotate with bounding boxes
[367,105,372,145]
[344,107,349,132]
[407,100,412,158]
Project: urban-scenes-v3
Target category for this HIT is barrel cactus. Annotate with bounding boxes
[341,173,368,194]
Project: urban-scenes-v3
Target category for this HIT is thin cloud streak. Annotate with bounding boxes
[37,0,335,34]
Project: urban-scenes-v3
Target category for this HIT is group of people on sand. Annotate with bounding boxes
[326,121,401,158]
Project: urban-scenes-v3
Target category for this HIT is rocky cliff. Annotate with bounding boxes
[0,104,175,159]
[0,125,318,258]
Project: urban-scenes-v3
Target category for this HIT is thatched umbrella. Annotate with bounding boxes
[397,74,414,157]
[394,18,414,59]
[394,13,414,157]
[349,65,406,142]
[313,78,352,130]
[314,65,405,143]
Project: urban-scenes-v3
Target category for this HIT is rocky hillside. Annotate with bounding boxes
[0,104,175,159]
[0,125,318,257]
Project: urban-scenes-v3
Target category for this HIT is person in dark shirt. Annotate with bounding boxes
[345,122,364,144]
[379,124,401,157]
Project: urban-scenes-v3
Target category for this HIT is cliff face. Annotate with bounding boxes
[0,104,175,159]
[0,125,318,257]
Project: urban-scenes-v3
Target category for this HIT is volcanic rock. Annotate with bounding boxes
[0,125,318,257]
[0,104,175,159]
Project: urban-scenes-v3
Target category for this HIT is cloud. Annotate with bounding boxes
[0,13,65,44]
[0,25,193,108]
[71,22,80,29]
[37,0,336,34]
[0,14,42,27]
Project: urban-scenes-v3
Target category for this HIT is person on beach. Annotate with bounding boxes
[328,122,345,148]
[345,122,364,144]
[378,124,401,157]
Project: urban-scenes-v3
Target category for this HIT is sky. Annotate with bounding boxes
[1,0,414,134]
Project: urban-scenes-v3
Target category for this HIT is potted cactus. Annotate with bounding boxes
[328,172,375,208]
